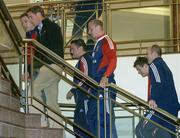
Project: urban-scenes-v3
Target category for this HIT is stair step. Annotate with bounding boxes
[0,78,20,111]
[0,78,65,138]
[0,110,64,138]
[0,92,20,111]
[25,127,64,138]
[0,107,25,127]
[0,79,11,94]
[0,107,43,128]
[25,113,41,128]
[0,122,25,138]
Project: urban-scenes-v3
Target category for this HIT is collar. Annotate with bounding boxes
[97,34,107,41]
[151,57,162,63]
[92,34,108,57]
[95,34,107,47]
[38,22,43,31]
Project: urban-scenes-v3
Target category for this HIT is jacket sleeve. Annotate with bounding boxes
[149,63,162,102]
[51,24,64,59]
[102,41,117,77]
[77,57,88,86]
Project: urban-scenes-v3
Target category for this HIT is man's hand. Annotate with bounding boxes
[148,100,157,109]
[66,91,74,100]
[100,76,108,88]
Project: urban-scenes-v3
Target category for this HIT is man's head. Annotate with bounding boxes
[26,6,45,26]
[70,39,86,59]
[147,44,162,63]
[88,19,104,39]
[134,57,149,77]
[20,12,34,32]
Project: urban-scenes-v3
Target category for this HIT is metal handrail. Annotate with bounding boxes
[24,38,180,121]
[30,96,96,138]
[7,0,101,8]
[32,54,98,100]
[109,83,180,124]
[1,0,179,137]
[105,0,161,4]
[58,102,138,108]
[23,39,100,137]
[23,38,99,89]
[111,98,177,136]
[24,38,180,135]
[115,38,178,45]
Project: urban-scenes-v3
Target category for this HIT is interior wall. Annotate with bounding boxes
[111,7,170,42]
[4,0,30,4]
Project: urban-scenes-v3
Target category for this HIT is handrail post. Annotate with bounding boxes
[108,88,112,138]
[24,42,29,113]
[97,91,100,138]
[177,126,180,138]
[103,88,106,138]
[132,115,135,138]
[61,4,66,48]
[0,65,1,77]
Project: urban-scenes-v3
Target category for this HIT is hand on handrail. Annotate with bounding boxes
[148,100,158,109]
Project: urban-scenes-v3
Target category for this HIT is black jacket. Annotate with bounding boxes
[35,18,63,69]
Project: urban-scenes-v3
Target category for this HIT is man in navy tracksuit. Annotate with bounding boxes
[134,45,179,138]
[88,19,117,138]
[66,39,93,138]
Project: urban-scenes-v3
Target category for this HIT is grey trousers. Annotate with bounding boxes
[31,64,63,128]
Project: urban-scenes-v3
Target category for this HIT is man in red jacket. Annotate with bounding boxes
[88,19,117,138]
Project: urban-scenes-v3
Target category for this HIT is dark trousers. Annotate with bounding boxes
[135,119,172,138]
[74,108,90,138]
[87,83,117,138]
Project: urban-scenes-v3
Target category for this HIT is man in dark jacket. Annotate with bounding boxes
[134,45,179,138]
[66,39,93,138]
[27,5,63,68]
[27,6,64,128]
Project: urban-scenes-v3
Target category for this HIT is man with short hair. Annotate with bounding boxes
[27,5,64,63]
[88,19,117,138]
[66,39,92,137]
[134,45,179,138]
[26,5,64,128]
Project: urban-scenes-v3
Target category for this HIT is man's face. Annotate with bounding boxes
[70,43,80,59]
[27,12,41,26]
[88,22,98,39]
[20,16,34,32]
[135,64,149,77]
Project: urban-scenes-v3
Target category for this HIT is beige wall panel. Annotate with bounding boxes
[4,0,30,5]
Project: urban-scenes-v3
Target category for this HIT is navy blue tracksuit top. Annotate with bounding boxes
[149,57,179,131]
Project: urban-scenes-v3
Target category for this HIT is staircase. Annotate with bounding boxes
[0,78,64,138]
